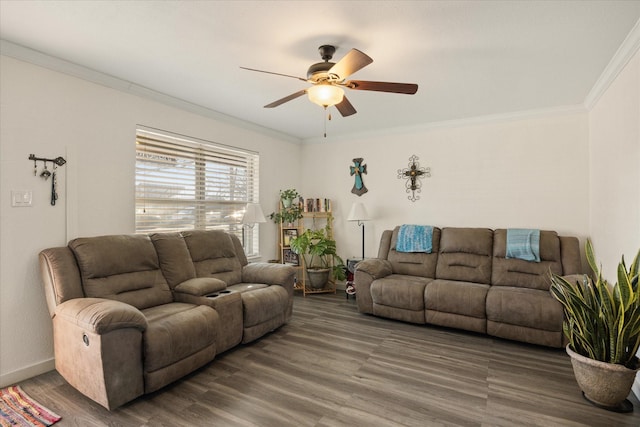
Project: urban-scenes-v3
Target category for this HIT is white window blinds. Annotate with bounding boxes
[135,127,261,257]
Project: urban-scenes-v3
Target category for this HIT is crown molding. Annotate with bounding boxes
[0,39,301,144]
[584,18,640,110]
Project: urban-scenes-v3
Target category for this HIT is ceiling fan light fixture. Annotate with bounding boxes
[307,84,344,107]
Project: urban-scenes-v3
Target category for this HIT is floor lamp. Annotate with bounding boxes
[347,202,370,259]
[241,203,266,252]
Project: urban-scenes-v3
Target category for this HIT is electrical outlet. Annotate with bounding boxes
[11,190,33,207]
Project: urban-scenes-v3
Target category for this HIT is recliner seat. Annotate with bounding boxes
[39,230,295,409]
[355,226,582,348]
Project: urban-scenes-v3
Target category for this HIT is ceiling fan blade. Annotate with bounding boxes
[264,90,307,108]
[328,49,373,80]
[335,96,357,117]
[240,66,307,82]
[345,80,418,94]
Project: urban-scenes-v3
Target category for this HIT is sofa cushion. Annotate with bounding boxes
[371,275,432,311]
[174,277,227,296]
[491,229,563,290]
[240,286,289,328]
[69,235,172,310]
[387,227,441,277]
[435,228,493,284]
[486,286,563,332]
[425,279,489,319]
[150,232,197,288]
[142,303,218,373]
[181,230,243,285]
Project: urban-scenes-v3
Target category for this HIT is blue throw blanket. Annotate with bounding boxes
[396,225,433,253]
[506,228,540,262]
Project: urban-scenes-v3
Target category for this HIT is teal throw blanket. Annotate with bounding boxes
[396,225,433,253]
[506,228,540,262]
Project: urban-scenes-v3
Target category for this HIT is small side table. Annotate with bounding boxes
[346,258,363,299]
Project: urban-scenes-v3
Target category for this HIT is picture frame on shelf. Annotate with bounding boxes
[283,249,299,266]
[283,229,298,247]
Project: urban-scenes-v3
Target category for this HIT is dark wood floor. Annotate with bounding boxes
[18,293,640,426]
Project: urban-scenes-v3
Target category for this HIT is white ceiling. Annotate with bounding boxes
[1,1,640,141]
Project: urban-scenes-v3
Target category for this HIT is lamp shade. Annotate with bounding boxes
[307,84,344,107]
[347,202,370,221]
[242,203,266,225]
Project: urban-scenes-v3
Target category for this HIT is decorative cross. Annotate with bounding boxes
[397,154,431,202]
[350,157,368,196]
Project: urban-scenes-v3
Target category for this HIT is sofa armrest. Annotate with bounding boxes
[54,298,147,334]
[354,259,392,314]
[356,258,392,279]
[242,263,296,292]
[549,274,587,299]
[52,297,146,409]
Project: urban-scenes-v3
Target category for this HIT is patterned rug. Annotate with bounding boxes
[0,386,61,426]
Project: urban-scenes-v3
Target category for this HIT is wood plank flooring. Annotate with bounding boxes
[17,293,640,426]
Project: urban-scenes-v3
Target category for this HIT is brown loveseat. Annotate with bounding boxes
[355,227,582,348]
[39,230,295,409]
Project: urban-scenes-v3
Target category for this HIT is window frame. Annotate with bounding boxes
[135,126,261,258]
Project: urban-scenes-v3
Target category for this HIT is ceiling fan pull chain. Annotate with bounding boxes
[324,107,327,138]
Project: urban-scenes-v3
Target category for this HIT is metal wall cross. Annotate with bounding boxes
[397,154,431,202]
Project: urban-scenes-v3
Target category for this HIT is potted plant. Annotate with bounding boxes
[289,226,347,290]
[550,240,640,412]
[268,189,303,225]
[279,189,300,208]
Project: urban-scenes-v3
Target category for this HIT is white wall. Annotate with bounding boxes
[588,48,640,397]
[589,50,640,278]
[0,55,299,386]
[300,113,590,263]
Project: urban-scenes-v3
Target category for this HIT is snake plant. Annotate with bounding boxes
[550,240,640,368]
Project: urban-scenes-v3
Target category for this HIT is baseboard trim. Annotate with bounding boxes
[0,358,55,388]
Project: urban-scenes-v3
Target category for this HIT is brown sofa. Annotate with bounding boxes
[39,230,295,409]
[355,226,582,348]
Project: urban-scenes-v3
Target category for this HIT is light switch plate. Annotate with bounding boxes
[11,190,33,207]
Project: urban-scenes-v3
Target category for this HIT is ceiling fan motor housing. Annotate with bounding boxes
[318,45,335,60]
[307,45,340,82]
[307,61,336,81]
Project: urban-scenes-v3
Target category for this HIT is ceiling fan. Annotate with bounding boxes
[241,45,418,117]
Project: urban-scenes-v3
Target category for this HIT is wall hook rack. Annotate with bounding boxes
[28,154,66,206]
[28,154,66,167]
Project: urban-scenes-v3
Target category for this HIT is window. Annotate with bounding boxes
[135,127,261,257]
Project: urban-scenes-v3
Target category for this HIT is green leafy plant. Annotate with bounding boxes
[279,188,300,201]
[268,188,303,224]
[550,239,640,368]
[289,227,346,281]
[268,204,303,224]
